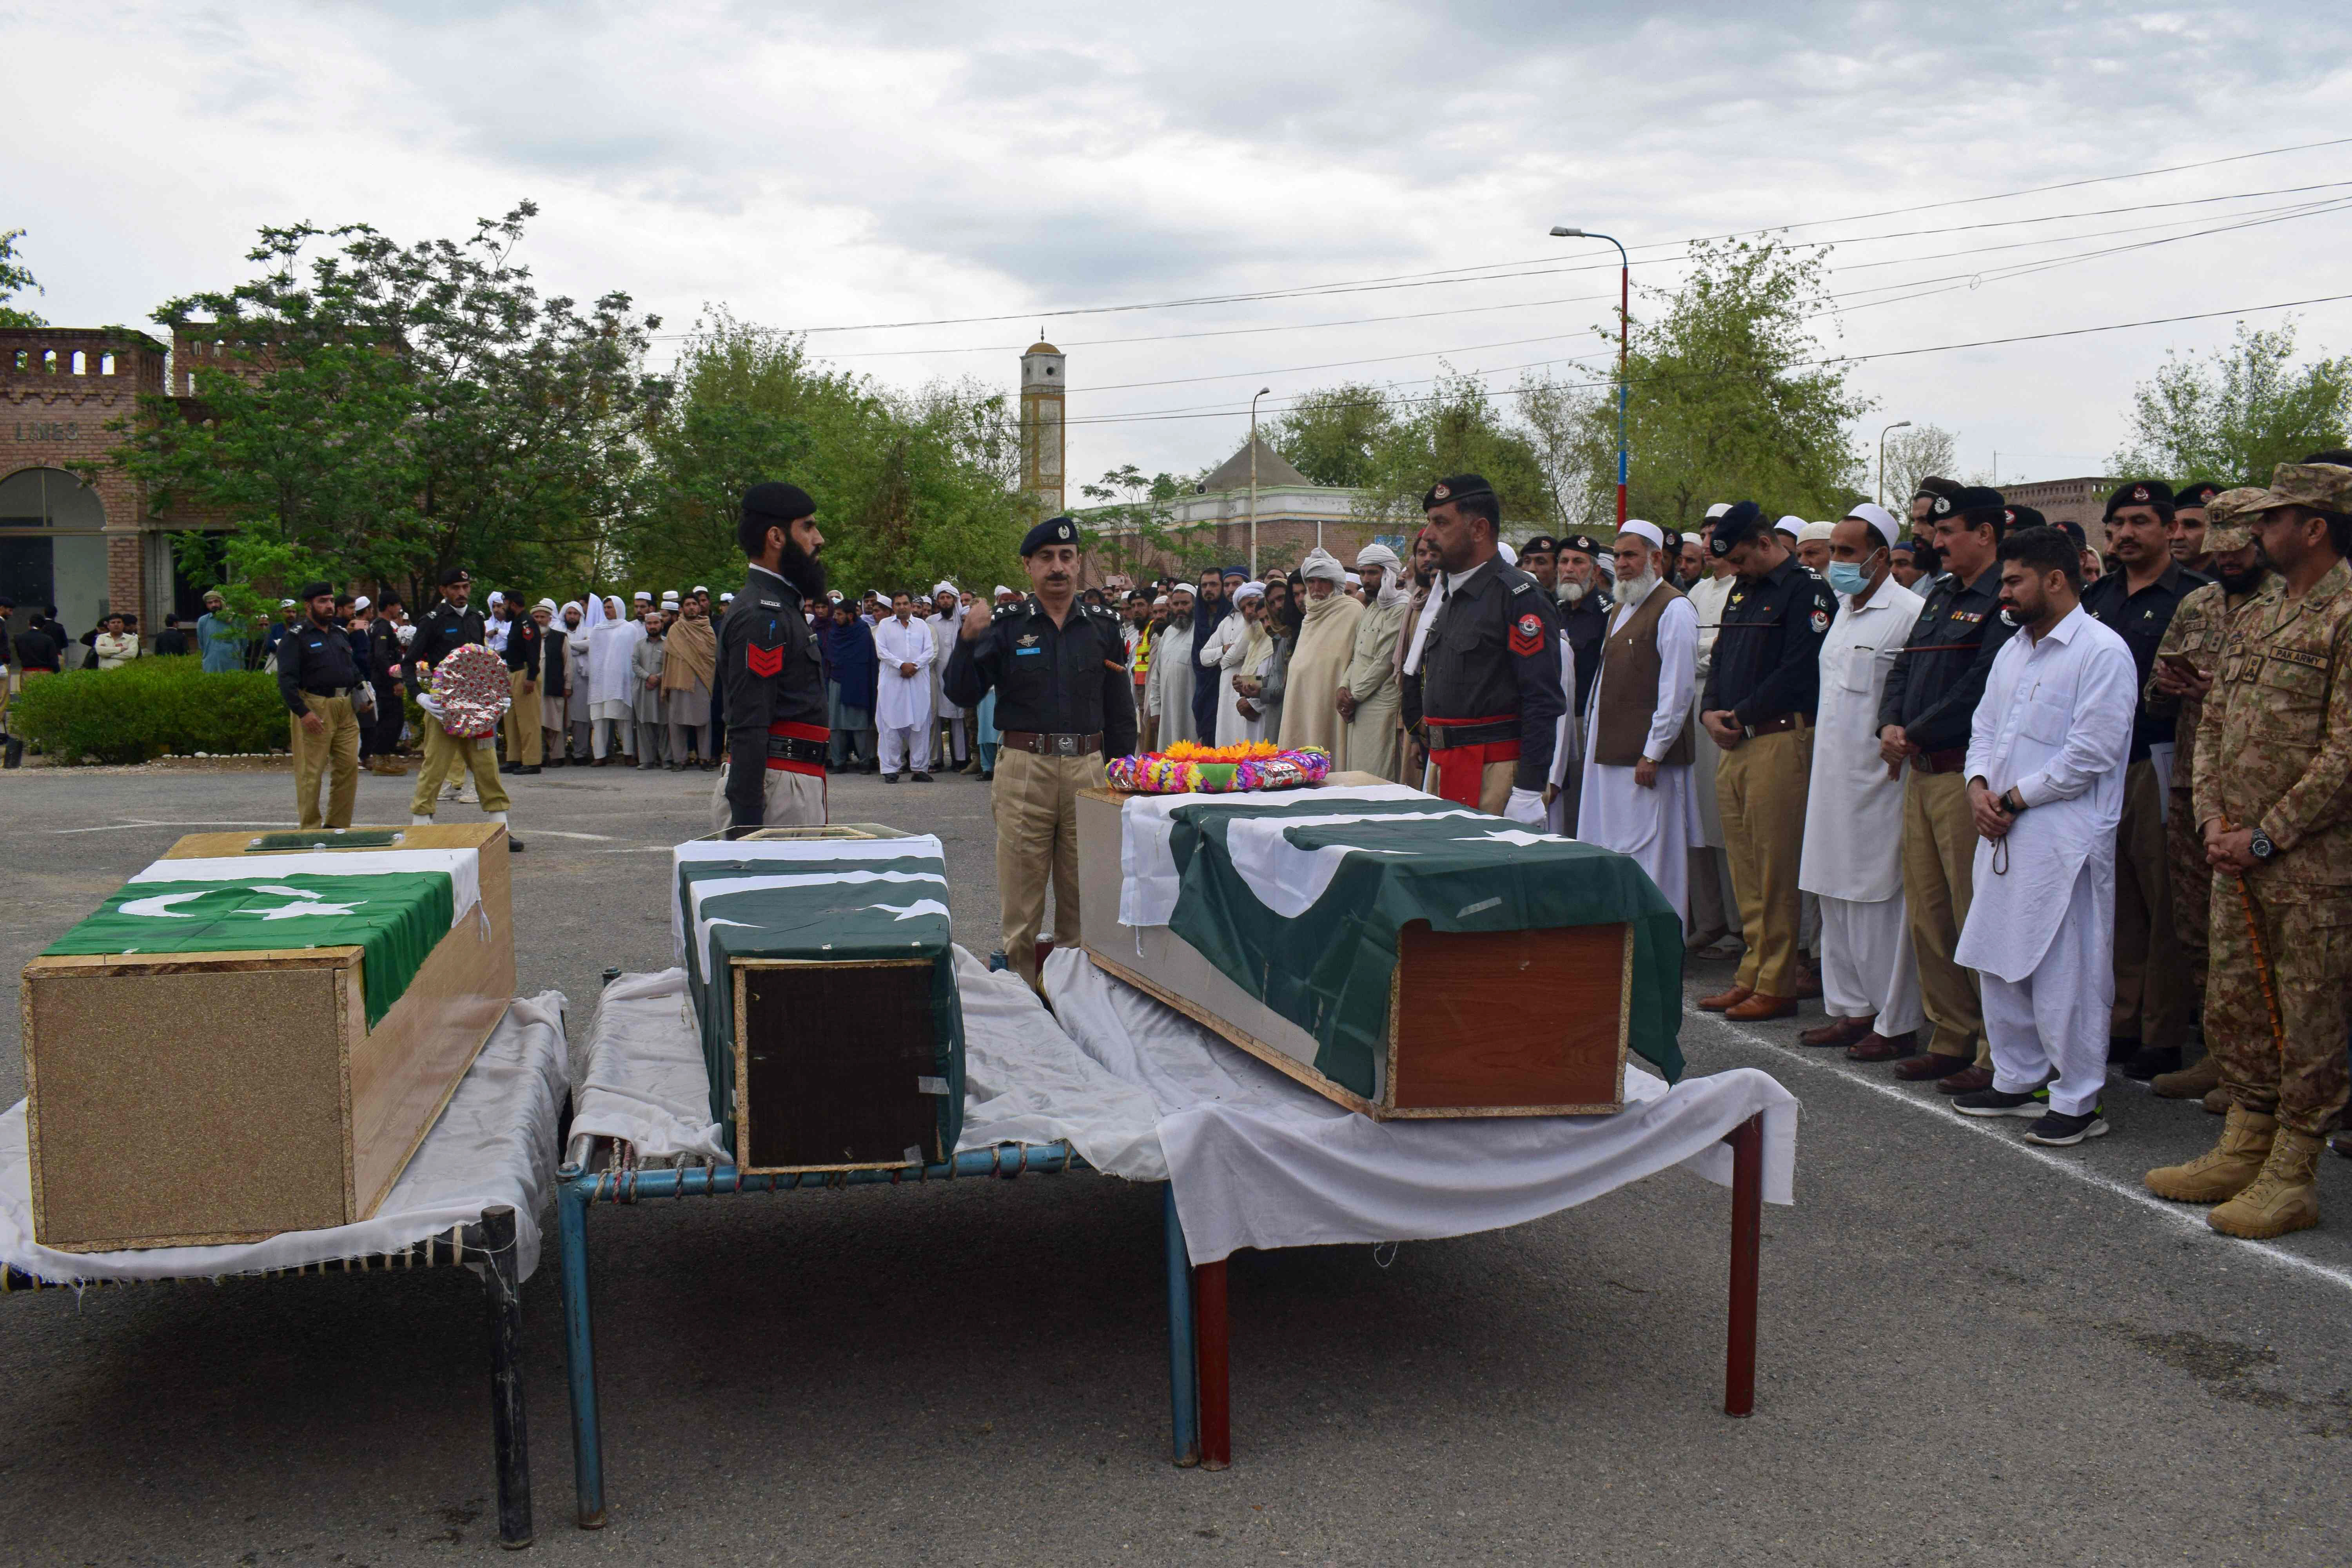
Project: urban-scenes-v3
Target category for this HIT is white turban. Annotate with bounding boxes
[1354,542,1400,571]
[1845,502,1902,549]
[1497,541,1519,566]
[1233,581,1266,603]
[994,584,1017,600]
[487,591,505,609]
[1618,518,1665,551]
[1705,502,1732,521]
[931,580,957,599]
[1773,515,1805,539]
[1797,520,1837,545]
[534,597,557,615]
[1300,547,1348,584]
[279,599,296,607]
[719,592,734,603]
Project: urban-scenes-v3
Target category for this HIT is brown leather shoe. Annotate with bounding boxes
[1847,1029,1919,1062]
[1894,1053,1973,1082]
[1790,966,1824,1000]
[1698,985,1754,1013]
[1935,1065,1996,1095]
[1799,1015,1874,1048]
[1724,993,1798,1022]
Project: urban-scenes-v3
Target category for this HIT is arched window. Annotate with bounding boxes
[71,350,86,374]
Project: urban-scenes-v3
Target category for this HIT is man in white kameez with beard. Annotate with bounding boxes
[1147,584,1199,746]
[1577,520,1702,922]
[584,594,642,764]
[926,583,971,771]
[1796,503,1928,1062]
[874,589,937,782]
[561,601,592,761]
[1339,543,1410,780]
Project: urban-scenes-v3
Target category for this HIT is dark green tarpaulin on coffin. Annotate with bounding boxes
[676,852,964,1160]
[1163,797,1685,1099]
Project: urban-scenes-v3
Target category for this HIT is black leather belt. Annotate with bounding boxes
[999,730,1103,757]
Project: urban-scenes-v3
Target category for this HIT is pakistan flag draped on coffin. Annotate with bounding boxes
[672,833,965,1171]
[1160,796,1686,1101]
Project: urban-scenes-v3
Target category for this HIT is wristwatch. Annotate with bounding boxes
[2249,827,2276,862]
[1998,787,2027,816]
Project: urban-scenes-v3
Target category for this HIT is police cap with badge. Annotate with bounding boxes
[1708,500,1768,556]
[1560,532,1605,562]
[2103,479,2174,518]
[1422,473,1495,513]
[1021,515,1082,556]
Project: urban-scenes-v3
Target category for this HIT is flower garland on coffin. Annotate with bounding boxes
[1106,740,1331,795]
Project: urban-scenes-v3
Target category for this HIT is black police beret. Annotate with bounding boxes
[298,580,333,601]
[742,481,816,523]
[1934,485,2003,519]
[1561,533,1604,558]
[1521,535,1559,556]
[438,565,471,586]
[1708,501,1765,557]
[1021,515,1082,555]
[2055,517,2088,549]
[1422,474,1495,511]
[2004,503,2047,532]
[2105,479,2173,517]
[2176,479,2222,508]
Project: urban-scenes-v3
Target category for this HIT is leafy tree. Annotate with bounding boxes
[1077,463,1223,581]
[2112,319,2350,486]
[0,228,43,327]
[1879,423,1960,510]
[1352,367,1553,532]
[1268,383,1395,488]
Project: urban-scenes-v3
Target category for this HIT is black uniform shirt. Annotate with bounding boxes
[12,625,58,672]
[944,595,1137,754]
[2081,559,2209,760]
[717,564,828,824]
[406,601,488,696]
[1702,554,1836,726]
[1876,563,2017,755]
[368,618,404,686]
[1400,556,1566,793]
[1559,589,1611,717]
[501,615,542,676]
[276,618,362,714]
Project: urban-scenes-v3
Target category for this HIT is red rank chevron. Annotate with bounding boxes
[1508,612,1544,658]
[745,642,783,677]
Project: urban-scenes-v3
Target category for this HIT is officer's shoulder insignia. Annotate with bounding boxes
[1729,593,1744,605]
[1509,612,1544,657]
[759,597,782,608]
[1509,578,1532,596]
[1809,608,1830,633]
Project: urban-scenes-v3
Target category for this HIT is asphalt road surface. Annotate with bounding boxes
[2,761,2347,1564]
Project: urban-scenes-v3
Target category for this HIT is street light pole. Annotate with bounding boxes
[1249,386,1270,576]
[1877,419,1913,507]
[1550,225,1629,528]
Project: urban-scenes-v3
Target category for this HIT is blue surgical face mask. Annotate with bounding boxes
[1826,561,1872,597]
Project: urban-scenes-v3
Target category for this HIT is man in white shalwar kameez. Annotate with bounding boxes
[1147,585,1199,746]
[926,582,970,769]
[1576,520,1702,922]
[1797,504,1927,1061]
[874,590,936,780]
[584,594,643,762]
[1951,526,2138,1146]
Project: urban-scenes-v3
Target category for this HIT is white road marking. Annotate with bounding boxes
[54,818,294,834]
[1706,1012,2352,1298]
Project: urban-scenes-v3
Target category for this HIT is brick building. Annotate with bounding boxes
[1078,438,1405,588]
[1997,475,2120,537]
[0,325,228,646]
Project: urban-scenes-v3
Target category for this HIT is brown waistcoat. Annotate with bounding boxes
[1593,582,1694,767]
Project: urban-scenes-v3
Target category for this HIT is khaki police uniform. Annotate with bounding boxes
[278,616,364,829]
[404,596,510,818]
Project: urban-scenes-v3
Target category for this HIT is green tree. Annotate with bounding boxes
[1078,463,1222,581]
[0,228,43,327]
[2112,319,2350,486]
[1268,383,1394,488]
[1353,367,1554,532]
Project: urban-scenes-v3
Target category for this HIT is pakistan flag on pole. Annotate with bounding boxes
[45,872,457,1029]
[1162,796,1686,1099]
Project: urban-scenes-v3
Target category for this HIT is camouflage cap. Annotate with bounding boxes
[2203,486,2269,552]
[2241,462,2352,518]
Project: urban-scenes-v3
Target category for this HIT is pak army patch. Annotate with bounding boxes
[1510,612,1544,657]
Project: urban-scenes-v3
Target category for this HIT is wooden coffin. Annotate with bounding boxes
[1076,776,1638,1119]
[22,824,514,1251]
[675,826,964,1173]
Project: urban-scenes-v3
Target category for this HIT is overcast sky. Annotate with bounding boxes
[8,1,2349,496]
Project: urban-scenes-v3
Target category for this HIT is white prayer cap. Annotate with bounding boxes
[632,589,652,601]
[1773,515,1806,539]
[1354,542,1401,570]
[1169,581,1195,598]
[352,595,371,612]
[1497,541,1519,566]
[661,593,681,607]
[692,585,708,594]
[1233,581,1266,603]
[1705,502,1732,521]
[1152,594,1170,608]
[279,598,296,606]
[719,592,734,603]
[534,597,557,614]
[1844,502,1902,548]
[931,579,957,598]
[1797,520,1837,545]
[994,584,1018,600]
[1617,518,1665,551]
[1300,546,1348,584]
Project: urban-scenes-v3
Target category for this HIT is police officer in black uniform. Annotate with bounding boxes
[716,481,831,832]
[278,580,365,830]
[943,515,1135,991]
[406,566,488,698]
[1555,531,1613,719]
[1697,501,1837,1020]
[1398,474,1564,819]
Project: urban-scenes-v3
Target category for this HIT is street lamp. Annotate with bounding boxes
[1551,225,1628,528]
[1877,419,1913,507]
[1249,386,1271,575]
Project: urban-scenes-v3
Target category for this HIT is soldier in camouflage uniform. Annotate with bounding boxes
[2145,462,2352,1238]
[2140,489,2273,1105]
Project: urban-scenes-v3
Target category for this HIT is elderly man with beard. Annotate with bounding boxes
[1278,547,1365,763]
[1189,566,1235,745]
[530,599,569,766]
[1338,543,1410,778]
[926,583,971,771]
[2083,480,2210,1079]
[1394,528,1442,783]
[561,602,593,762]
[715,481,832,830]
[1577,520,1700,919]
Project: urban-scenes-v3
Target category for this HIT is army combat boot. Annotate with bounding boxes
[2209,1129,2325,1239]
[2144,1106,2276,1203]
[2151,1051,2221,1100]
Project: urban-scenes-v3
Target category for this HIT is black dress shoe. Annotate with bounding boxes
[2122,1045,2181,1080]
[499,762,522,775]
[884,771,901,783]
[521,764,541,775]
[911,770,934,782]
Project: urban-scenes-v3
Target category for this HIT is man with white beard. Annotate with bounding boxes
[1576,520,1701,920]
[562,602,592,761]
[926,582,971,772]
[1796,504,1928,1060]
[1147,583,1199,746]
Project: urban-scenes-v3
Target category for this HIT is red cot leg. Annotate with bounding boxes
[1195,1257,1231,1469]
[1725,1113,1763,1417]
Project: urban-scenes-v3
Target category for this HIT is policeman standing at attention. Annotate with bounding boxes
[279,580,365,831]
[406,566,520,847]
[1698,500,1837,1021]
[1553,532,1613,719]
[1397,473,1564,822]
[717,481,831,832]
[944,515,1135,992]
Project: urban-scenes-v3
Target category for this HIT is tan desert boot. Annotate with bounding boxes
[2144,1106,2276,1204]
[2201,1085,2229,1114]
[2151,1052,2221,1100]
[2209,1129,2324,1240]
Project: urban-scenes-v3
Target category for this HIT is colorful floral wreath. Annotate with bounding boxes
[426,642,513,738]
[1106,740,1331,795]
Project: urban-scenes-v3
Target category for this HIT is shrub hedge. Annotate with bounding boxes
[11,656,294,764]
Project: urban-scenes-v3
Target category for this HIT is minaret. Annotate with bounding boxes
[1019,337,1065,515]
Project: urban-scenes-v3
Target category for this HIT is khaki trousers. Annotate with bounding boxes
[1715,725,1811,998]
[992,746,1107,991]
[504,670,542,765]
[1902,767,1987,1064]
[2112,759,2186,1050]
[410,725,510,817]
[707,764,827,833]
[290,693,360,830]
